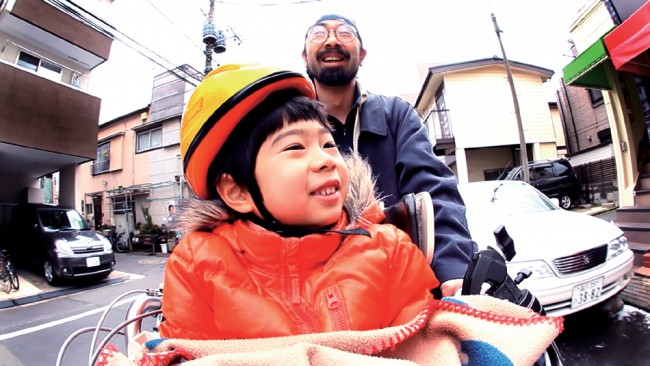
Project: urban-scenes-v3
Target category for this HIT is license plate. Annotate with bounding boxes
[86,257,100,267]
[571,277,603,308]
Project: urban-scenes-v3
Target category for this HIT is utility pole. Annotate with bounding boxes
[491,13,530,183]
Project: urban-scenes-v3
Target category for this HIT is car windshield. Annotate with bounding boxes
[502,167,522,180]
[459,182,558,220]
[37,208,90,231]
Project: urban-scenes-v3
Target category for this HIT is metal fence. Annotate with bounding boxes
[573,157,618,204]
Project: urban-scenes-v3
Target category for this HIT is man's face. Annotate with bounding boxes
[302,19,366,86]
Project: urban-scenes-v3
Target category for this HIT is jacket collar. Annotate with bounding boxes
[354,82,388,138]
[225,211,350,266]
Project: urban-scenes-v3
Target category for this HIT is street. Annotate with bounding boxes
[1,236,649,365]
[556,304,650,365]
[0,252,167,366]
[554,208,650,366]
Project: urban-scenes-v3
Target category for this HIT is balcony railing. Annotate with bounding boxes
[92,161,109,175]
[424,109,454,140]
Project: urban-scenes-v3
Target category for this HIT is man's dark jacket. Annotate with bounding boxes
[346,91,476,284]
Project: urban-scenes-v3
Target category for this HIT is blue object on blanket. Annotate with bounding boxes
[144,338,168,351]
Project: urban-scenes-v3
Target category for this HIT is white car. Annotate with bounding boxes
[458,180,634,317]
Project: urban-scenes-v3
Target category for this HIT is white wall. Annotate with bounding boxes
[443,67,557,149]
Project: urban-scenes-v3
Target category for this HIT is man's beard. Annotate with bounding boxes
[306,65,358,86]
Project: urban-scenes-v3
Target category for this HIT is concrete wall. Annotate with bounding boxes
[465,146,515,182]
[0,174,37,203]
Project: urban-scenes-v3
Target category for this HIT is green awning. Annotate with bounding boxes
[562,38,612,90]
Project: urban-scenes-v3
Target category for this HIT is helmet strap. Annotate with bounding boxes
[245,211,370,239]
[244,175,278,225]
[242,175,370,238]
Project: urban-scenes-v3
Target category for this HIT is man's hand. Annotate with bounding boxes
[440,279,464,297]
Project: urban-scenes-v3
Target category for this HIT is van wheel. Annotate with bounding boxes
[43,260,60,286]
[559,194,572,210]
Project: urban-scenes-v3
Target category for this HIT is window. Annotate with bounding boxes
[16,51,63,82]
[137,128,163,152]
[552,161,571,177]
[94,143,110,175]
[85,202,93,217]
[17,52,38,71]
[37,208,89,230]
[71,72,82,87]
[588,89,603,107]
[111,195,133,213]
[531,165,554,180]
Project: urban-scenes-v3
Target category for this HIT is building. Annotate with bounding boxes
[0,0,113,206]
[76,65,200,243]
[560,0,650,306]
[414,57,559,184]
[562,0,650,208]
[556,78,617,205]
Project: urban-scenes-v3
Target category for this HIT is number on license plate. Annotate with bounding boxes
[86,257,100,267]
[571,277,603,308]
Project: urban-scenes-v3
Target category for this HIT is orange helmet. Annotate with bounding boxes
[180,64,316,199]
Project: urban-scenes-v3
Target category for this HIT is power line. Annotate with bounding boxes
[143,0,206,54]
[45,0,200,86]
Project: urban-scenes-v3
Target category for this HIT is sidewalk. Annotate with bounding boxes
[0,269,132,309]
[569,203,617,218]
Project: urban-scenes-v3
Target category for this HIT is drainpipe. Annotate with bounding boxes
[559,82,581,152]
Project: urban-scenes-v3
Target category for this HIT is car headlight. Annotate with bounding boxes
[607,235,628,260]
[508,260,555,280]
[96,234,113,253]
[54,239,73,255]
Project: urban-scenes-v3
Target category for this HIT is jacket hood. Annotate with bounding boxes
[174,153,381,233]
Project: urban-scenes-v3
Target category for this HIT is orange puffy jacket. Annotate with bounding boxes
[159,155,438,340]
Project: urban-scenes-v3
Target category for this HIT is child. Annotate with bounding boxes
[159,64,439,340]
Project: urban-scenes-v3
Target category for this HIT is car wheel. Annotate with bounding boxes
[559,194,572,209]
[43,260,60,286]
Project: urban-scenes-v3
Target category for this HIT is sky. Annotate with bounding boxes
[81,0,588,123]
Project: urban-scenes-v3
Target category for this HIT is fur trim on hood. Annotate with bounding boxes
[174,153,381,233]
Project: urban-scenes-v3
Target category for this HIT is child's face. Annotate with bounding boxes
[254,120,349,228]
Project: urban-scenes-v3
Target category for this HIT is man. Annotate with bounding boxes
[302,14,476,297]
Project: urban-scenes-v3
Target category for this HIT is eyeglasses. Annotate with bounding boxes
[307,24,358,44]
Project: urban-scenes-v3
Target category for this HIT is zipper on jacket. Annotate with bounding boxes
[280,245,319,333]
[325,286,351,331]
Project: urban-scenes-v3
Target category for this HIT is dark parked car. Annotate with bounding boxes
[3,203,115,285]
[499,159,580,209]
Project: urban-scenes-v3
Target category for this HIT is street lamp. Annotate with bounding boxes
[202,0,223,76]
[201,0,241,77]
[491,12,530,183]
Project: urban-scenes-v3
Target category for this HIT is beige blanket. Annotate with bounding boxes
[97,295,563,366]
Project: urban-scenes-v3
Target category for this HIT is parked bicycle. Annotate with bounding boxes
[101,226,128,253]
[1,249,20,294]
[110,231,128,253]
